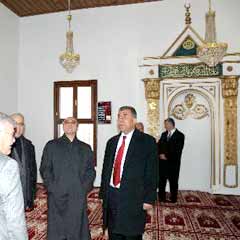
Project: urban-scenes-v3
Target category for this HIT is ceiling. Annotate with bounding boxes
[0,0,161,17]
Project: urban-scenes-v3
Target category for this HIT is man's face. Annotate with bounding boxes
[0,122,15,155]
[117,109,136,134]
[63,117,78,135]
[164,121,174,131]
[12,115,24,138]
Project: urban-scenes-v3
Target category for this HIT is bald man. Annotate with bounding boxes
[40,117,96,240]
[135,122,144,133]
[10,113,37,211]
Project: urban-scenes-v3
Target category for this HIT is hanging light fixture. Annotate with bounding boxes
[197,0,228,67]
[59,0,80,73]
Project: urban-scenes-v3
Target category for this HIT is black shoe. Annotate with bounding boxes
[158,195,166,202]
[170,198,177,203]
[158,193,166,202]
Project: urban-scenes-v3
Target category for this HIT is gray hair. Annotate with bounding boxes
[10,112,24,120]
[119,106,137,118]
[0,112,16,131]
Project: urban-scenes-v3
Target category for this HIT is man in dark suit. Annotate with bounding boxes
[99,106,158,240]
[10,113,37,211]
[157,118,184,203]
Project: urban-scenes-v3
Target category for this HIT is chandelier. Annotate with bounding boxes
[59,0,80,73]
[197,0,228,67]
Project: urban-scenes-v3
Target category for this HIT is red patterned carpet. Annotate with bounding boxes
[26,184,240,240]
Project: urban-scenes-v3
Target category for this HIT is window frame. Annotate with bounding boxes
[54,80,97,165]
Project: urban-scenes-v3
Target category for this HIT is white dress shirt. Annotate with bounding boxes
[110,129,134,188]
[168,128,176,138]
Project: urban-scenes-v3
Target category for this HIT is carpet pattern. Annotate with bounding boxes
[26,185,240,240]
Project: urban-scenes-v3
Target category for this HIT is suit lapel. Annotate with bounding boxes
[121,130,139,174]
[109,134,121,170]
[12,147,21,165]
[169,129,178,141]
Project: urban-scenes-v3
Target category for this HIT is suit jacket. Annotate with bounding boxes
[158,129,185,166]
[0,153,28,240]
[99,129,158,235]
[10,136,37,209]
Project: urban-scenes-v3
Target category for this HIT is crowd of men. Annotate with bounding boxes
[0,107,184,240]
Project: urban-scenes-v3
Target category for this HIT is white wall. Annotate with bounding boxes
[0,4,19,114]
[18,0,240,186]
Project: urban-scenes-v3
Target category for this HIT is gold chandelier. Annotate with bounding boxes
[59,0,80,73]
[197,0,228,67]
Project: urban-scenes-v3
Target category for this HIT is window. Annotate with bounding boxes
[54,80,97,165]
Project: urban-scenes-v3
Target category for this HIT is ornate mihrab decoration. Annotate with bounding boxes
[170,93,209,120]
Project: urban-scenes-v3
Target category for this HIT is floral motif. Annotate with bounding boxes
[165,213,185,226]
[185,194,201,203]
[170,93,209,120]
[198,215,221,228]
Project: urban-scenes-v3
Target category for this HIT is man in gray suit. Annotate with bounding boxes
[40,117,96,240]
[0,112,28,240]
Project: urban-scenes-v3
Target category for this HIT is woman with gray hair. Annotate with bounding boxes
[0,112,28,240]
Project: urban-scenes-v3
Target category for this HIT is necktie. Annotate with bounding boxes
[113,136,126,186]
[167,131,171,141]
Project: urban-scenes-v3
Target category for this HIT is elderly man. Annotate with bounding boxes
[40,117,96,240]
[100,106,158,240]
[10,113,37,210]
[0,112,28,240]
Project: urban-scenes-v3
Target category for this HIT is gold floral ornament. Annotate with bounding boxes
[183,38,195,50]
[170,93,209,120]
[143,79,160,140]
[221,76,238,167]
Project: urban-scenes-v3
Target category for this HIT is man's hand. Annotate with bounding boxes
[159,154,167,160]
[25,207,34,212]
[143,203,154,216]
[103,228,108,240]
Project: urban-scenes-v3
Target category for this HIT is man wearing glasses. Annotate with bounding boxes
[10,113,37,211]
[0,112,28,239]
[40,117,96,240]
